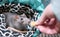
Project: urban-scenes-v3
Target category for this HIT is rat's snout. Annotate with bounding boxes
[27,19,31,24]
[26,18,31,24]
[21,18,31,25]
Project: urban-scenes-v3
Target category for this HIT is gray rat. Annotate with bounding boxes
[3,12,31,31]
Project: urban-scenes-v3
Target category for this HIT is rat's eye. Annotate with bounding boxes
[21,18,23,20]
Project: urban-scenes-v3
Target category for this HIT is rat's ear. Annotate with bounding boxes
[14,15,19,21]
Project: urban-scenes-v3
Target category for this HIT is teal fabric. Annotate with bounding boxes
[32,29,41,37]
[19,0,44,12]
[19,0,44,19]
[0,0,6,6]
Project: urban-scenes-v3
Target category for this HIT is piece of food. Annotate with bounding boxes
[30,21,36,27]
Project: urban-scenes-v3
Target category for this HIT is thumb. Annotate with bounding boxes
[35,13,47,26]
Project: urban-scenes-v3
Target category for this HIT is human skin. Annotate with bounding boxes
[35,4,60,34]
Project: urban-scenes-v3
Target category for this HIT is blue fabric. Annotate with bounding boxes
[19,0,44,20]
[19,0,44,12]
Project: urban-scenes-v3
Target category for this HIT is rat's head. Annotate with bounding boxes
[14,13,31,26]
[13,13,31,31]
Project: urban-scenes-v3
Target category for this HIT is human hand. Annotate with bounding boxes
[35,4,60,34]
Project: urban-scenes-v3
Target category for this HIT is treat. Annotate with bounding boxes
[30,21,36,27]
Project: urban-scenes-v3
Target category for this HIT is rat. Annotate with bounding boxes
[3,12,31,31]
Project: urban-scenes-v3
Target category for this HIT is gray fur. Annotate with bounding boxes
[3,12,31,31]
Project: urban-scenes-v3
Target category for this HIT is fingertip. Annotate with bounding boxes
[48,18,56,25]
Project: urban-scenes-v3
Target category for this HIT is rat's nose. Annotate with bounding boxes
[28,20,31,24]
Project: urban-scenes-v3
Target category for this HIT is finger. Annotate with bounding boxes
[44,18,56,29]
[48,18,56,25]
[44,19,50,25]
[35,5,50,26]
[35,13,47,26]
